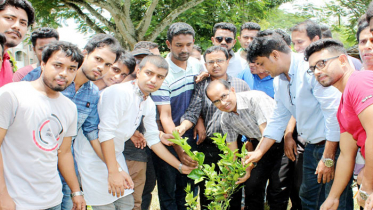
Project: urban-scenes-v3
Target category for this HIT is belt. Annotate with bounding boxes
[305,140,326,146]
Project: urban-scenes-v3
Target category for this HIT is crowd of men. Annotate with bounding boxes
[1,0,373,210]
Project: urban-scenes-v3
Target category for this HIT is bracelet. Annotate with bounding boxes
[71,191,84,198]
[178,163,183,174]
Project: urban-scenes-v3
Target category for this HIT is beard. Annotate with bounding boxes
[43,76,69,92]
[172,51,189,61]
[82,67,99,81]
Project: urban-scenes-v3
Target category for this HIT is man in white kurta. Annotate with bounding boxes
[79,55,194,209]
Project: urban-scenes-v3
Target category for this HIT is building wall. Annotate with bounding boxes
[7,42,37,69]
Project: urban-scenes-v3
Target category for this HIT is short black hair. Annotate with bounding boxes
[290,20,321,41]
[275,29,291,45]
[117,51,136,75]
[357,21,369,42]
[134,41,158,50]
[240,22,261,34]
[84,33,122,62]
[192,45,202,53]
[0,33,6,55]
[205,79,231,101]
[247,34,291,63]
[42,41,84,69]
[0,0,35,26]
[167,22,195,43]
[367,1,373,24]
[213,22,237,37]
[320,25,333,39]
[31,27,59,47]
[203,45,229,61]
[304,39,346,62]
[257,29,291,45]
[139,55,169,72]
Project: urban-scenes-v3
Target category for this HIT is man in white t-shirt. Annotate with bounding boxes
[82,55,194,210]
[0,41,85,210]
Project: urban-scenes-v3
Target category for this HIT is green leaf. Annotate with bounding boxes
[195,152,205,165]
[187,168,205,180]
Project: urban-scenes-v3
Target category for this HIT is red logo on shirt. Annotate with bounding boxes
[32,114,63,151]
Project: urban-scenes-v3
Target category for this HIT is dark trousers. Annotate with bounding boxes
[244,140,291,210]
[197,137,242,210]
[141,147,157,210]
[287,129,305,210]
[152,134,197,210]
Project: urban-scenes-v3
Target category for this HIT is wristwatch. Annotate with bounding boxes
[321,156,334,167]
[71,191,84,198]
[359,189,370,201]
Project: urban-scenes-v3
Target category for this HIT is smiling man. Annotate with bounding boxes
[236,22,261,69]
[95,55,194,210]
[176,46,249,209]
[0,0,34,87]
[303,39,373,210]
[0,41,85,210]
[244,35,353,210]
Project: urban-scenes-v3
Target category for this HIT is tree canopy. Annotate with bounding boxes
[29,0,292,50]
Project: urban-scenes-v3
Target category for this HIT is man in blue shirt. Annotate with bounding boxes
[244,35,353,210]
[22,34,123,210]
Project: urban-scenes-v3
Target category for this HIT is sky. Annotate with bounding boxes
[57,0,331,49]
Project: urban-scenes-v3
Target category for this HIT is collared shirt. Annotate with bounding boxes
[237,68,274,98]
[181,75,249,137]
[151,54,201,132]
[227,50,245,78]
[76,80,160,205]
[221,91,274,143]
[263,53,341,144]
[98,80,160,148]
[21,67,100,141]
[0,52,13,87]
[235,48,249,70]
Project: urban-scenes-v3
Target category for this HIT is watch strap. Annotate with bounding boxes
[71,191,84,198]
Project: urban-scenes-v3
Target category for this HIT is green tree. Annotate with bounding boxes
[29,0,292,50]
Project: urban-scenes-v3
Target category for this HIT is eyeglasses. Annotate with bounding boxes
[212,91,231,106]
[307,55,340,75]
[215,36,234,44]
[206,59,226,66]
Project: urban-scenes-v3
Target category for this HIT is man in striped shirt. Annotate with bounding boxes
[150,22,201,210]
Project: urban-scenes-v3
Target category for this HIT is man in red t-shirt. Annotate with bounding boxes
[304,39,373,210]
[0,0,35,87]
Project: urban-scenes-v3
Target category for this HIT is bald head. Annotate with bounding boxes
[205,79,237,113]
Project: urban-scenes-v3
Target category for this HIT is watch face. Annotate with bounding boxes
[325,159,334,167]
[360,191,369,201]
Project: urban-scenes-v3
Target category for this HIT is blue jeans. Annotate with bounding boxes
[46,204,62,210]
[152,133,197,210]
[299,143,353,210]
[60,145,80,210]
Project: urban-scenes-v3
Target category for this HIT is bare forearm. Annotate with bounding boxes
[285,116,296,138]
[363,136,373,188]
[180,120,194,132]
[58,151,80,192]
[327,153,355,199]
[90,139,105,162]
[160,116,176,134]
[0,150,8,195]
[255,137,276,154]
[152,142,181,169]
[101,140,119,173]
[323,141,338,159]
[228,141,238,152]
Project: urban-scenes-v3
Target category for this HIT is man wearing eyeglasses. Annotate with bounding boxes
[176,46,249,209]
[244,35,353,210]
[210,22,244,77]
[302,39,373,210]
